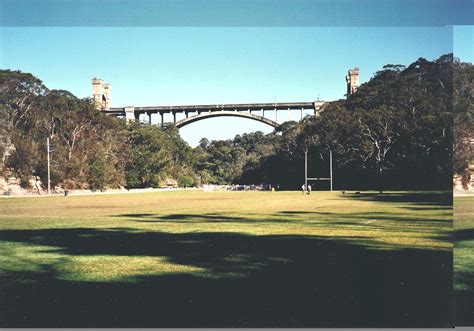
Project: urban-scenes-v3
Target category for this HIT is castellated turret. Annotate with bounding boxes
[345,67,360,97]
[92,78,112,110]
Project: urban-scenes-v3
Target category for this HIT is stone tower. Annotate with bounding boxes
[92,78,112,110]
[346,67,360,96]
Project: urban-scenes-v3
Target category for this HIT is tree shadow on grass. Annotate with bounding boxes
[455,228,474,326]
[340,192,452,206]
[120,212,302,224]
[124,214,254,223]
[0,224,453,328]
[456,272,474,326]
[455,228,474,242]
[119,211,451,227]
[277,211,451,223]
[456,288,474,326]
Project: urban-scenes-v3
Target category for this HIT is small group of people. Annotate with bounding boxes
[301,184,312,194]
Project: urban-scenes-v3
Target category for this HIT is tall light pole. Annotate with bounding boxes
[47,137,51,195]
[329,149,333,192]
[304,149,308,191]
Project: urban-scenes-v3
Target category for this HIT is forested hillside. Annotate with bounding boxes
[0,71,196,191]
[1,54,470,192]
[454,58,474,178]
[205,54,462,190]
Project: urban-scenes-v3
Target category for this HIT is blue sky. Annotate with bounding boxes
[1,0,472,27]
[1,1,472,146]
[1,26,464,145]
[454,26,474,63]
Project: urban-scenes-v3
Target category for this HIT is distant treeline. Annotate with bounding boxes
[1,54,472,191]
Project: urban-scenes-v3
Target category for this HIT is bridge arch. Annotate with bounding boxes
[175,111,279,128]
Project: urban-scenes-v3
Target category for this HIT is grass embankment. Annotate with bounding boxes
[455,196,474,325]
[0,191,452,327]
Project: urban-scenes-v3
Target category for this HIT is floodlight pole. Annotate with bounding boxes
[329,149,333,192]
[304,149,308,191]
[47,137,51,195]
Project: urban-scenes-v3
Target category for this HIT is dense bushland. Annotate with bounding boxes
[1,54,470,191]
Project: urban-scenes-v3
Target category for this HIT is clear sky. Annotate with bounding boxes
[2,26,461,145]
[1,1,472,146]
[454,25,474,63]
[1,0,472,27]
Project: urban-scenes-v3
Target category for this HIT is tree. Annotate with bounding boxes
[357,106,398,193]
[454,59,474,176]
[125,123,173,188]
[179,175,194,187]
[1,70,130,191]
[5,134,41,187]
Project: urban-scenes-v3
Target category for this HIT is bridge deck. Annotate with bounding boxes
[104,101,324,116]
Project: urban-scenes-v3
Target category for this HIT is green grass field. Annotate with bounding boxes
[0,190,453,327]
[455,196,474,326]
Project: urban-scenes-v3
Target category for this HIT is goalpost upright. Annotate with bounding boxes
[305,149,333,192]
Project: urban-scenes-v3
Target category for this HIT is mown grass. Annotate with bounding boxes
[455,196,474,325]
[0,190,452,327]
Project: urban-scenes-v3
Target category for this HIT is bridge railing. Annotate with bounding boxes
[102,101,325,125]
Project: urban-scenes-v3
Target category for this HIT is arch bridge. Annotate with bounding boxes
[103,101,325,128]
[93,67,361,127]
[90,71,359,191]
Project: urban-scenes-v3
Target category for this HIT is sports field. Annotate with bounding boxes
[0,190,452,327]
[455,196,474,325]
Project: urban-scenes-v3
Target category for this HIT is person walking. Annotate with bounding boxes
[308,184,312,195]
[301,184,305,194]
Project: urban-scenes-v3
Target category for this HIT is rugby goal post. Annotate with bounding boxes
[304,149,333,192]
